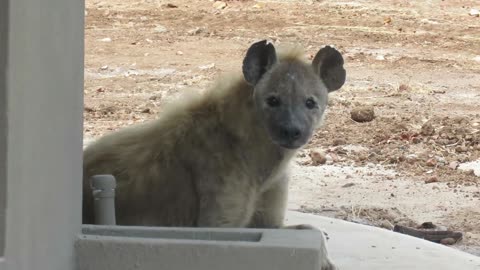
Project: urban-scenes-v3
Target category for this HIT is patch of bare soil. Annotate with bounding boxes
[84,0,480,256]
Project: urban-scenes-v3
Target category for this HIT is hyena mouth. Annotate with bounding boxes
[276,140,305,150]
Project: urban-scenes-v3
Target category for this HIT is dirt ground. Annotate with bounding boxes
[84,0,480,256]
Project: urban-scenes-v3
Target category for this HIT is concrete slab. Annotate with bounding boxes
[76,225,330,270]
[285,211,480,270]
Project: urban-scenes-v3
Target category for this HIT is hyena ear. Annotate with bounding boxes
[312,46,346,92]
[242,40,277,86]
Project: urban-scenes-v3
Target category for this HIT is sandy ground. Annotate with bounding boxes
[84,0,480,256]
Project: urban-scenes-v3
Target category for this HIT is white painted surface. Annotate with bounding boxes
[3,0,84,269]
[285,211,480,270]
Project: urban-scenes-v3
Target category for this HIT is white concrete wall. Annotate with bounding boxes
[2,0,84,268]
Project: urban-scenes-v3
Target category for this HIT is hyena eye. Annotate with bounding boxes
[305,98,317,109]
[266,96,281,107]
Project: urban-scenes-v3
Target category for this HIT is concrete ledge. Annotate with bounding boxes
[76,225,326,270]
[285,211,480,270]
[76,212,480,270]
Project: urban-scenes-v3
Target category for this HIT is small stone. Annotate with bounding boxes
[457,154,469,163]
[379,220,394,230]
[449,161,459,170]
[332,138,346,146]
[199,63,215,70]
[420,122,435,136]
[375,54,385,61]
[426,158,437,167]
[455,146,468,153]
[419,222,436,229]
[473,56,480,62]
[357,153,368,161]
[425,176,439,184]
[84,106,95,112]
[100,65,109,70]
[325,154,334,165]
[99,37,112,42]
[436,156,447,166]
[141,108,151,114]
[149,93,162,101]
[309,149,327,165]
[398,84,410,92]
[188,27,204,36]
[176,51,184,55]
[351,106,375,123]
[406,154,418,164]
[342,183,355,188]
[154,25,168,33]
[440,238,456,245]
[213,1,227,9]
[469,8,479,17]
[412,137,421,144]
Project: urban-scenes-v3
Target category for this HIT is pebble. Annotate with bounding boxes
[426,158,437,167]
[379,220,394,230]
[199,63,215,70]
[154,25,168,33]
[449,161,459,170]
[351,106,375,122]
[213,1,227,9]
[440,238,456,245]
[375,54,385,61]
[469,8,479,17]
[309,149,327,165]
[425,176,439,184]
[188,27,203,36]
[149,93,162,101]
[326,154,334,165]
[420,122,435,136]
[457,154,469,163]
[332,138,347,146]
[464,169,476,176]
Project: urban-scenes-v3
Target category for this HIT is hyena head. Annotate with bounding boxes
[242,40,346,149]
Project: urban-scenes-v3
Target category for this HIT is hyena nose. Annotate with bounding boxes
[281,127,302,140]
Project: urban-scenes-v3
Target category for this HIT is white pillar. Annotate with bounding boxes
[2,0,84,269]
